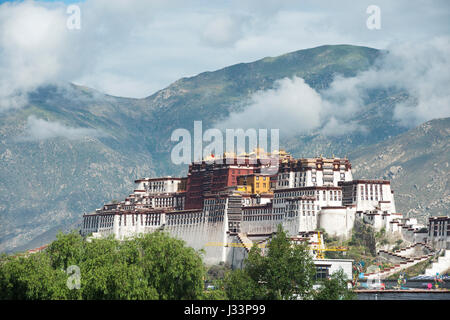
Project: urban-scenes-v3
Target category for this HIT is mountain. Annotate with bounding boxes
[349,117,450,223]
[0,44,445,253]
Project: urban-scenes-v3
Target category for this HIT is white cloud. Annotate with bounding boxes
[318,36,450,127]
[0,0,449,104]
[217,36,450,136]
[321,117,367,136]
[218,77,323,134]
[17,116,105,141]
[388,38,450,126]
[0,1,70,111]
[217,76,367,137]
[201,14,247,47]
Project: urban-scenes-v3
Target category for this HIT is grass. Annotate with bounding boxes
[324,240,377,273]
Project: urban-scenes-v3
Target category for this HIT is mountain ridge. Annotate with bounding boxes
[0,44,446,253]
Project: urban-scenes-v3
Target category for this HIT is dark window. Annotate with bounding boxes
[315,265,330,280]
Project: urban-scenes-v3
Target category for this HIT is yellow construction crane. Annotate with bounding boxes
[311,231,348,259]
[205,231,348,259]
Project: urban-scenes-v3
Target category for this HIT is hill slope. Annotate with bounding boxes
[350,117,450,223]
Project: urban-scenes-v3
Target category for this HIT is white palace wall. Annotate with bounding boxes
[319,207,355,239]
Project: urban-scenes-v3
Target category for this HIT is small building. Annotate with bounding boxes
[237,174,272,194]
[428,216,450,249]
[313,258,354,284]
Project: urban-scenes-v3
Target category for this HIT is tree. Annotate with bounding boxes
[47,231,84,270]
[224,224,316,300]
[222,269,260,300]
[79,236,157,300]
[350,220,376,256]
[135,231,205,300]
[314,269,356,300]
[0,230,205,300]
[206,263,231,282]
[0,252,72,300]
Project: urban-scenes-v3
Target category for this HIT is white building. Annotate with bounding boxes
[427,216,450,249]
[134,177,184,194]
[80,156,405,266]
[339,180,396,213]
[276,157,353,189]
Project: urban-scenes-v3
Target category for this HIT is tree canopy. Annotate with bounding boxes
[0,226,355,300]
[0,231,205,300]
[222,225,355,300]
[223,225,317,300]
[313,269,356,300]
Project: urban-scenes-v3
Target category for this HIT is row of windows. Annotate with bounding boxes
[204,199,226,205]
[154,198,174,207]
[360,184,383,201]
[208,216,224,222]
[275,190,317,198]
[99,215,114,228]
[167,218,204,226]
[204,204,226,211]
[243,209,271,215]
[243,215,273,221]
[275,190,341,202]
[286,204,318,211]
[83,216,99,229]
[274,198,315,204]
[286,211,316,217]
[144,214,161,226]
[429,223,450,236]
[167,212,204,225]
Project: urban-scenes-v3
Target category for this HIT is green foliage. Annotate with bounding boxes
[222,269,260,300]
[392,239,403,252]
[47,231,85,270]
[223,225,316,300]
[314,269,356,300]
[134,231,205,300]
[206,263,231,282]
[202,287,228,300]
[0,231,204,300]
[349,220,376,256]
[0,253,70,300]
[375,228,386,240]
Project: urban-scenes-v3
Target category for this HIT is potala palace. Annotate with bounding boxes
[80,150,447,269]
